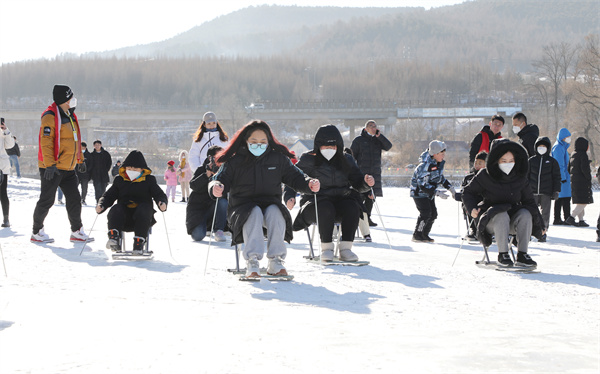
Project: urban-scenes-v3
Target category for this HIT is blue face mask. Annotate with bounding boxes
[206,128,218,133]
[248,142,268,157]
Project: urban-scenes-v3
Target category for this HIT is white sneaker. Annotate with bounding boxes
[339,241,358,262]
[213,230,227,242]
[31,228,54,243]
[267,256,287,276]
[320,242,334,261]
[70,227,94,242]
[246,256,260,277]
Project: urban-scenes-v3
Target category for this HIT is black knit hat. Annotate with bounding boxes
[53,84,73,105]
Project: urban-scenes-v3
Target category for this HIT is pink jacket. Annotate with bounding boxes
[164,168,178,186]
[178,150,193,183]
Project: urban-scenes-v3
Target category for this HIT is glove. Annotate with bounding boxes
[551,191,560,200]
[561,180,567,183]
[44,165,60,181]
[435,190,449,199]
[77,163,87,174]
[448,186,456,200]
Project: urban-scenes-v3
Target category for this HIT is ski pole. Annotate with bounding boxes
[161,210,178,265]
[313,193,322,265]
[371,188,392,250]
[0,243,7,277]
[452,201,465,267]
[203,197,220,276]
[79,214,99,256]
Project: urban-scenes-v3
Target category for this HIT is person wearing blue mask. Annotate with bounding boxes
[209,120,320,278]
[551,128,573,225]
[189,112,230,171]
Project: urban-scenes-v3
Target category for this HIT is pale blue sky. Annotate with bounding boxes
[0,0,465,64]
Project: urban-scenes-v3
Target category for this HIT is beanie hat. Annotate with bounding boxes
[428,140,446,156]
[53,85,73,105]
[203,112,217,123]
[167,160,175,166]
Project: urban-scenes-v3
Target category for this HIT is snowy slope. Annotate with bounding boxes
[0,177,598,374]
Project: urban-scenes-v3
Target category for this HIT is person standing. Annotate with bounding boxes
[551,128,572,225]
[177,150,192,202]
[189,112,229,171]
[111,160,121,181]
[1,119,16,227]
[88,139,112,203]
[76,141,91,205]
[3,119,21,178]
[512,112,539,157]
[31,84,92,243]
[164,160,177,203]
[468,114,504,167]
[350,120,393,234]
[565,137,593,227]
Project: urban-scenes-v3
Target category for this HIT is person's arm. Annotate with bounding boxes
[376,132,393,151]
[468,133,482,167]
[189,142,202,171]
[39,114,57,168]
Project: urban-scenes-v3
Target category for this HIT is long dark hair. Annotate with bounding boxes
[193,120,229,143]
[216,120,294,164]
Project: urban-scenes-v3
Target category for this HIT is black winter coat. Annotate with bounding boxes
[211,147,312,246]
[88,148,112,184]
[186,163,222,235]
[469,125,502,166]
[528,137,561,196]
[76,149,91,180]
[350,129,392,196]
[462,139,544,246]
[517,123,539,157]
[569,137,593,204]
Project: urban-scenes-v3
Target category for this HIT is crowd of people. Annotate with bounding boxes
[1,84,599,274]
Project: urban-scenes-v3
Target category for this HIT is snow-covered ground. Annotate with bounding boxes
[0,177,599,374]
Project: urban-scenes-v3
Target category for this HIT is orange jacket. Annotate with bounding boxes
[38,103,83,170]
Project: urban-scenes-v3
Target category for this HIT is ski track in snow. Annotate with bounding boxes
[0,177,598,373]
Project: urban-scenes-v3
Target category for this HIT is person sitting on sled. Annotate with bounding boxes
[96,150,168,254]
[457,150,487,242]
[209,120,320,278]
[462,139,545,267]
[284,124,374,262]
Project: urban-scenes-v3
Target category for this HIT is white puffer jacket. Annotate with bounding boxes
[189,131,229,171]
[0,126,16,174]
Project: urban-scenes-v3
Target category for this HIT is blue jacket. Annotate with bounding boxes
[410,150,451,199]
[551,128,572,198]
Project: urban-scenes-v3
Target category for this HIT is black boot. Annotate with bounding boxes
[412,218,428,242]
[422,219,435,242]
[596,230,600,243]
[1,215,9,228]
[132,236,146,255]
[106,229,121,252]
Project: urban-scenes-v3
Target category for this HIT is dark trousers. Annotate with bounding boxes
[33,168,82,233]
[413,197,437,235]
[93,179,108,203]
[301,198,360,242]
[362,192,374,217]
[79,177,89,202]
[554,197,571,221]
[107,202,154,239]
[1,175,8,217]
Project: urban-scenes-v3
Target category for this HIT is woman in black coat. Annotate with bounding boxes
[285,124,374,262]
[566,137,593,226]
[210,120,319,278]
[462,139,544,267]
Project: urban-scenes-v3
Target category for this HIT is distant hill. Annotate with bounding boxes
[88,0,599,72]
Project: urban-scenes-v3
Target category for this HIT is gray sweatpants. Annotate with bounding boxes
[534,194,551,230]
[485,208,532,254]
[242,205,286,261]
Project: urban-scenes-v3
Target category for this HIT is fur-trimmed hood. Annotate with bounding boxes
[179,149,189,162]
[534,136,552,155]
[486,139,529,181]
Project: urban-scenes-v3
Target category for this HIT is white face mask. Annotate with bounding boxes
[564,137,572,144]
[537,146,547,155]
[512,126,521,134]
[69,97,77,109]
[498,162,515,175]
[126,170,142,181]
[320,148,336,161]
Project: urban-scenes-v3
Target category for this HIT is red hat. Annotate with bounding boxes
[167,160,175,166]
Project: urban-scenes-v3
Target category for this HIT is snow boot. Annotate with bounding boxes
[106,229,121,252]
[132,236,146,255]
[422,219,435,243]
[368,217,378,227]
[497,252,513,267]
[320,242,335,261]
[213,230,227,242]
[576,220,589,227]
[245,256,260,277]
[596,230,600,243]
[1,215,9,228]
[564,216,576,226]
[339,241,358,262]
[516,252,537,267]
[267,256,287,276]
[70,227,94,242]
[363,234,372,243]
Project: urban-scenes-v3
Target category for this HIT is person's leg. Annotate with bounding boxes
[191,223,208,241]
[0,176,8,218]
[336,199,360,242]
[80,178,89,203]
[59,170,83,232]
[572,204,586,221]
[242,206,265,261]
[485,212,510,254]
[301,200,335,243]
[358,212,370,237]
[422,198,438,239]
[413,197,432,240]
[107,204,126,232]
[509,209,533,253]
[214,197,228,231]
[9,155,20,177]
[57,187,63,202]
[263,205,286,260]
[553,198,563,223]
[32,168,62,234]
[93,179,103,202]
[563,197,571,221]
[537,194,551,230]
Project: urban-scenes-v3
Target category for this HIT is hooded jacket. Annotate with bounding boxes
[350,128,392,196]
[178,150,193,183]
[569,137,593,204]
[189,131,229,171]
[98,150,167,214]
[0,127,16,174]
[462,139,544,246]
[469,125,502,166]
[410,150,452,199]
[88,147,112,184]
[527,137,561,196]
[551,128,572,198]
[517,123,540,157]
[286,124,370,231]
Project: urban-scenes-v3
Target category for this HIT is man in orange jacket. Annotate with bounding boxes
[31,84,93,243]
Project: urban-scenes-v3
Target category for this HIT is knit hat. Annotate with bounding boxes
[428,140,446,155]
[203,112,217,123]
[53,85,73,105]
[167,160,175,166]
